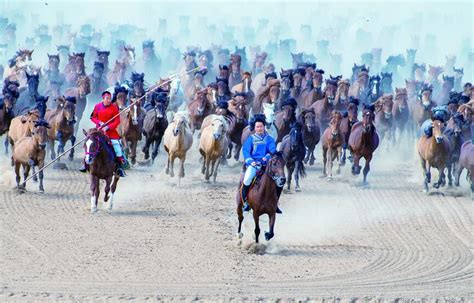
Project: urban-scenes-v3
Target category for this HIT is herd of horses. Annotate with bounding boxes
[0,44,473,243]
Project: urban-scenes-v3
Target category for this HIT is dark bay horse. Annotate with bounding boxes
[341,98,359,165]
[299,107,320,166]
[274,99,297,143]
[83,128,120,213]
[348,104,379,186]
[142,97,168,163]
[236,152,286,243]
[187,89,214,134]
[280,122,306,192]
[227,93,249,161]
[310,78,338,131]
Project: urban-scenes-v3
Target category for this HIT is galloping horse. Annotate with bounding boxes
[118,98,145,165]
[142,94,168,163]
[236,152,286,243]
[322,110,344,180]
[83,128,120,213]
[299,107,320,166]
[280,122,306,192]
[391,88,409,147]
[199,115,229,182]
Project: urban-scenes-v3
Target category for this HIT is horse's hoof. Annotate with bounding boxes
[90,206,97,214]
[433,183,440,189]
[327,176,333,181]
[39,188,44,193]
[238,232,243,239]
[32,176,38,182]
[264,232,274,241]
[295,187,301,192]
[170,171,175,177]
[131,159,136,165]
[106,203,113,211]
[165,168,169,175]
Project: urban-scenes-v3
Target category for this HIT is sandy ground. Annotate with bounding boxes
[0,132,472,302]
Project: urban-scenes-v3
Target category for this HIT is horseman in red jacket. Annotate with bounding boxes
[79,91,128,177]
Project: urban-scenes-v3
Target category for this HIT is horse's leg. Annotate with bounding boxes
[108,175,120,211]
[130,139,137,165]
[90,175,99,213]
[28,159,38,182]
[287,164,294,191]
[14,162,21,190]
[69,135,76,161]
[327,147,333,180]
[205,157,211,181]
[152,133,164,163]
[169,154,176,177]
[38,160,45,193]
[165,153,171,175]
[309,146,316,166]
[336,146,342,174]
[351,154,361,175]
[447,162,453,187]
[104,176,111,203]
[237,200,244,238]
[264,212,276,241]
[434,165,446,189]
[295,161,301,191]
[227,143,232,159]
[454,165,463,187]
[234,144,242,162]
[23,164,30,190]
[178,156,185,185]
[212,158,221,183]
[200,150,206,174]
[50,138,56,161]
[253,210,260,243]
[322,147,328,176]
[362,154,372,186]
[4,136,9,155]
[142,135,151,160]
[341,145,347,166]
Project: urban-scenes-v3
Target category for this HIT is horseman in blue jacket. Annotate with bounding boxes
[241,113,282,213]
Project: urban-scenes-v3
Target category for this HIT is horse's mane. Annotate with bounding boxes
[211,114,229,133]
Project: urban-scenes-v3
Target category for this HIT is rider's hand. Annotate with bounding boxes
[101,125,109,132]
[251,161,257,167]
[98,121,104,127]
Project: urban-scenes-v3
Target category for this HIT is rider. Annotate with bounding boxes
[79,90,128,177]
[241,113,282,213]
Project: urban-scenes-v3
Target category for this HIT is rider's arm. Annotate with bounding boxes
[263,135,277,162]
[242,136,254,166]
[90,104,101,127]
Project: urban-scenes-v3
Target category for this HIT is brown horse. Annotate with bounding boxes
[374,94,394,145]
[199,115,229,182]
[334,78,350,111]
[274,102,297,143]
[322,110,344,180]
[457,104,472,139]
[236,152,286,243]
[64,75,90,130]
[0,93,15,138]
[231,71,254,108]
[310,78,338,131]
[83,128,120,213]
[252,79,280,114]
[227,94,249,161]
[454,141,474,199]
[188,89,215,134]
[228,53,242,89]
[299,107,320,166]
[348,69,369,104]
[106,60,127,86]
[118,100,145,165]
[64,52,85,87]
[184,71,206,102]
[348,105,379,186]
[44,96,76,168]
[163,113,193,185]
[417,118,451,192]
[392,88,410,148]
[13,120,49,192]
[340,100,359,165]
[411,87,436,129]
[298,69,325,108]
[8,110,40,165]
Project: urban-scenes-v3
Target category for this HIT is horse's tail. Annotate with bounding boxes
[297,160,307,178]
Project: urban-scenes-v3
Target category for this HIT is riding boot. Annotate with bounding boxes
[241,184,251,212]
[115,156,127,177]
[275,186,283,214]
[79,161,89,173]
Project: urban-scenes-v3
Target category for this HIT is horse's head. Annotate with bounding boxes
[211,116,228,141]
[441,75,455,91]
[292,69,305,89]
[128,103,139,125]
[0,94,14,112]
[131,72,145,97]
[34,95,48,118]
[291,52,304,67]
[230,94,248,123]
[329,110,343,138]
[431,119,445,144]
[83,129,104,164]
[280,98,297,123]
[218,64,229,80]
[268,80,280,103]
[123,45,136,66]
[377,94,394,119]
[428,65,443,81]
[26,71,40,93]
[172,114,187,136]
[73,52,85,74]
[336,79,350,104]
[280,69,293,92]
[406,49,417,62]
[96,50,110,64]
[394,88,408,112]
[380,72,392,90]
[300,108,316,132]
[76,75,91,97]
[265,152,286,188]
[362,104,375,133]
[453,67,464,80]
[92,61,105,78]
[347,98,359,120]
[312,69,324,89]
[369,75,381,95]
[230,53,241,71]
[216,78,228,97]
[449,113,465,138]
[47,53,60,69]
[242,71,252,93]
[57,96,76,125]
[420,85,433,107]
[194,91,208,116]
[289,122,303,150]
[32,120,50,150]
[458,104,473,124]
[183,51,196,69]
[413,63,426,81]
[158,78,172,93]
[324,79,338,104]
[193,71,205,90]
[445,55,456,68]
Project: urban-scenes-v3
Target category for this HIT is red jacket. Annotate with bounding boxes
[90,102,121,139]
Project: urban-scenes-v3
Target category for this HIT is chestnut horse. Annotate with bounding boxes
[236,152,286,243]
[322,111,344,180]
[187,89,215,134]
[348,104,380,186]
[391,88,409,148]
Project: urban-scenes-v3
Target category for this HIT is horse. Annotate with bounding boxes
[44,96,76,167]
[340,100,359,165]
[7,110,40,161]
[130,72,146,106]
[43,53,65,94]
[366,75,382,105]
[348,68,369,104]
[64,75,90,129]
[310,78,338,131]
[231,71,254,108]
[107,60,127,86]
[391,88,410,148]
[82,128,120,213]
[348,104,380,186]
[279,122,306,192]
[227,94,249,161]
[96,50,110,73]
[142,97,168,163]
[180,51,198,96]
[163,113,193,185]
[3,49,33,86]
[334,78,350,111]
[0,93,15,141]
[457,104,472,139]
[184,70,206,102]
[252,79,280,115]
[350,64,367,85]
[119,45,136,78]
[445,113,466,186]
[411,87,436,129]
[14,71,40,116]
[454,141,474,199]
[298,69,325,108]
[374,94,394,145]
[228,53,242,89]
[88,61,108,98]
[118,99,145,165]
[322,110,344,180]
[380,72,393,94]
[291,68,305,100]
[64,52,86,88]
[274,101,297,143]
[299,107,320,166]
[12,120,49,193]
[187,89,214,134]
[199,114,229,182]
[438,75,455,105]
[427,65,443,100]
[417,118,451,193]
[278,68,293,109]
[236,152,286,243]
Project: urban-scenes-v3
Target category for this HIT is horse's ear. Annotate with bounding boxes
[82,129,87,136]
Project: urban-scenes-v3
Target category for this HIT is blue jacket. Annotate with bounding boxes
[242,132,276,166]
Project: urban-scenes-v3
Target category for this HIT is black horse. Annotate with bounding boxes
[279,122,306,192]
[142,92,169,163]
